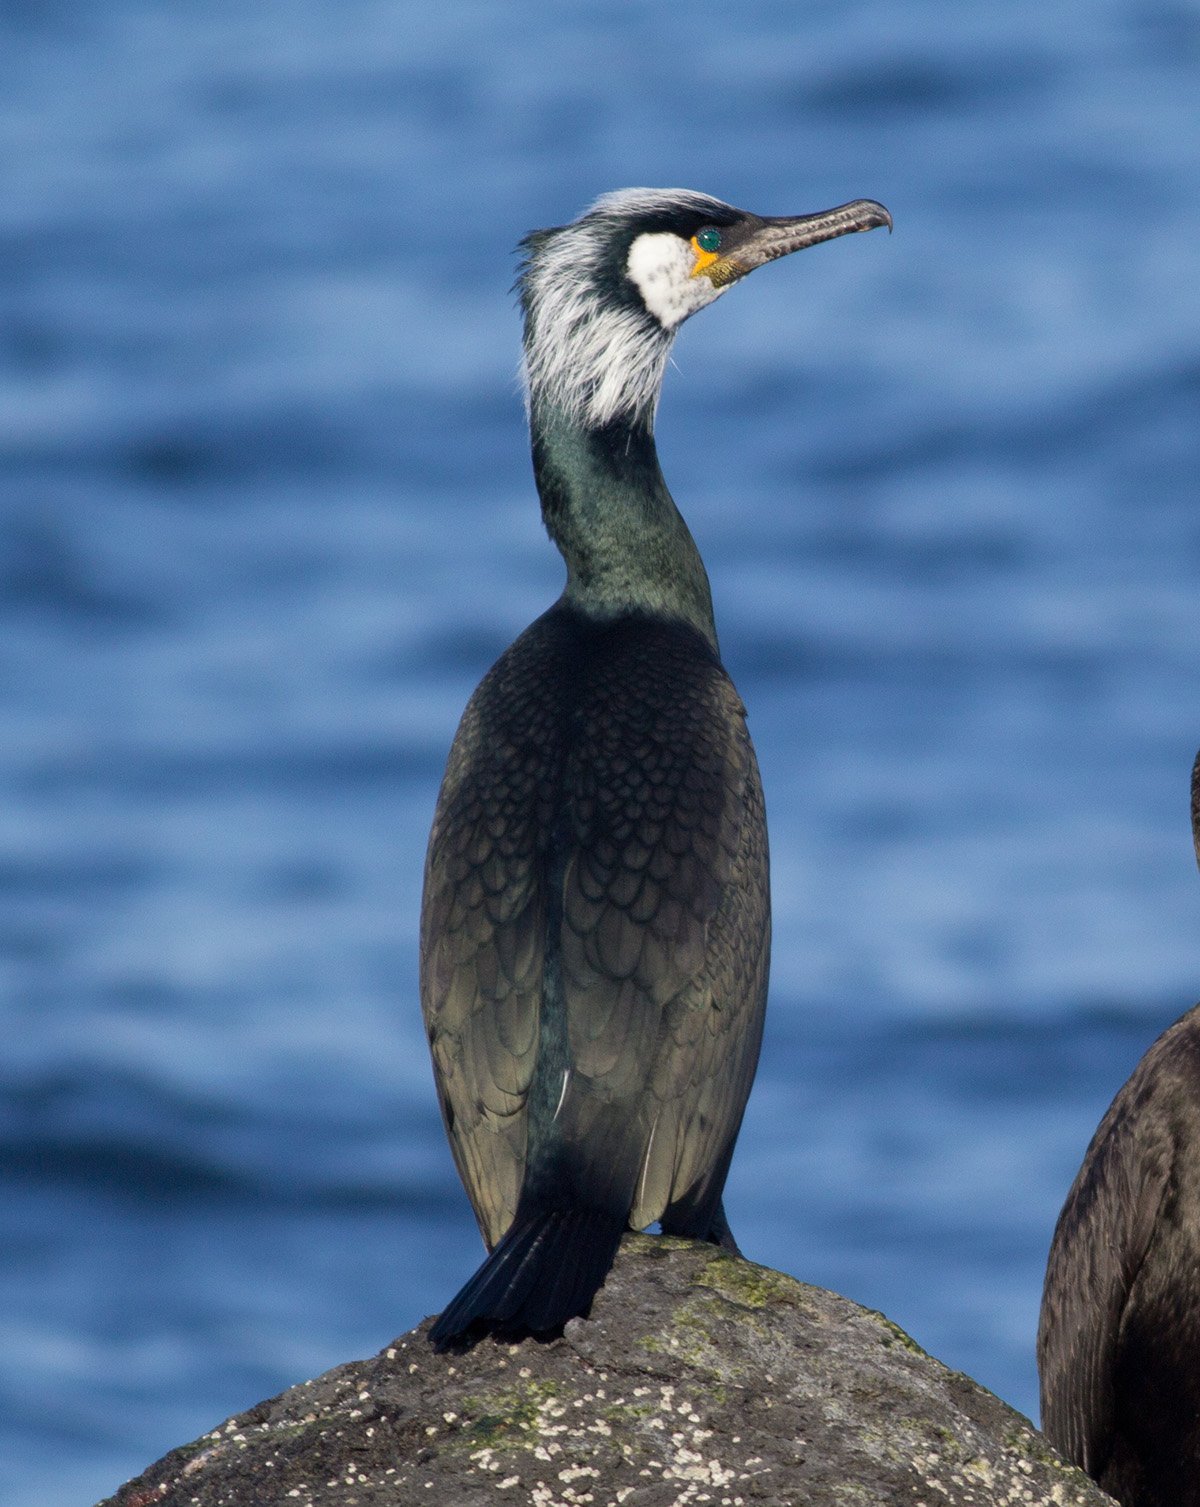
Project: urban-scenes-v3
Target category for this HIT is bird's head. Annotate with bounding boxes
[517,188,890,430]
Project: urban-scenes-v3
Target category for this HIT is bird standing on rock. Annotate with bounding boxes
[421,188,891,1349]
[1038,750,1200,1507]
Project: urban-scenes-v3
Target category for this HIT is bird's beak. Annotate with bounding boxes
[730,199,892,275]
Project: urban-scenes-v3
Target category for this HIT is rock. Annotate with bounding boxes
[97,1235,1112,1506]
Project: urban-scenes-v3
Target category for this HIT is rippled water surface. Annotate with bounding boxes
[4,3,1200,1502]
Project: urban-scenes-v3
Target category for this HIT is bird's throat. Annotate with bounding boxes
[530,405,718,650]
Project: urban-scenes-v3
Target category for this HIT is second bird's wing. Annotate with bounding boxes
[1037,1023,1183,1476]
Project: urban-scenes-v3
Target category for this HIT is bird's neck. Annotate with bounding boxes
[530,402,718,651]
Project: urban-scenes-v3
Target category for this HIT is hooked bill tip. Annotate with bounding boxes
[863,200,893,233]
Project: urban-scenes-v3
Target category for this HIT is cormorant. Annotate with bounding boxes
[421,189,891,1349]
[1038,750,1200,1506]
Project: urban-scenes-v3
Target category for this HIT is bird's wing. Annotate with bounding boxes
[1037,1033,1180,1476]
[557,628,769,1231]
[639,727,769,1233]
[420,631,560,1250]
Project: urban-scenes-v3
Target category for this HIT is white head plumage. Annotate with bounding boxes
[517,189,737,430]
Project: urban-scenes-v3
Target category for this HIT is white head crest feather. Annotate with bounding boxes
[518,189,735,430]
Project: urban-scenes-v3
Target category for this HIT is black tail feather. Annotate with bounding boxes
[429,1209,625,1351]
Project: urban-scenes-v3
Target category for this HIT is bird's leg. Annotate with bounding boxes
[705,1201,742,1255]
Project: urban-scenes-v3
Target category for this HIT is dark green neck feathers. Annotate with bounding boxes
[530,402,718,652]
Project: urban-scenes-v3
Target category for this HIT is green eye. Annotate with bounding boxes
[696,227,721,253]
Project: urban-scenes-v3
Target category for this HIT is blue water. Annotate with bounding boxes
[3,2,1200,1501]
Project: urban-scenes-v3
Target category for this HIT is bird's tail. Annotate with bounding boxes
[428,1208,625,1351]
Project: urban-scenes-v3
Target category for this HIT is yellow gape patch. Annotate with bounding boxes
[689,234,720,278]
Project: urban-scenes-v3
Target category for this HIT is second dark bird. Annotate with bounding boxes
[422,188,891,1348]
[1038,751,1200,1507]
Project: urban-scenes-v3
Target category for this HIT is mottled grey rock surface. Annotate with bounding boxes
[98,1235,1113,1506]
